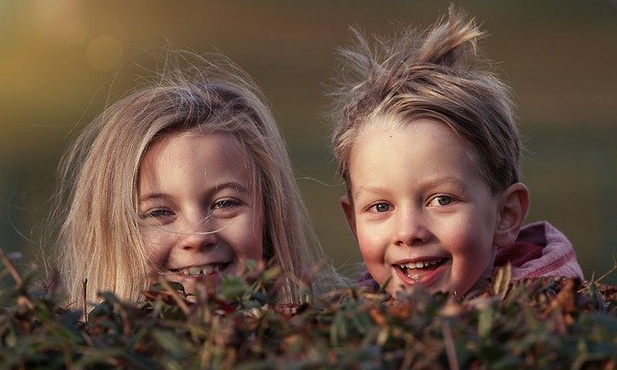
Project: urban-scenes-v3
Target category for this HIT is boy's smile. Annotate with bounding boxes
[341,116,504,297]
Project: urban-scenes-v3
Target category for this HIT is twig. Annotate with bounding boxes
[593,255,617,284]
[442,321,460,370]
[159,278,191,316]
[83,278,88,322]
[0,248,23,286]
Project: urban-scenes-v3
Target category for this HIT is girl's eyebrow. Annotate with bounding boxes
[138,192,171,203]
[215,181,250,193]
[139,181,251,203]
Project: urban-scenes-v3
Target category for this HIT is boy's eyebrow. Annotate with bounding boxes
[421,176,468,190]
[352,176,467,198]
[352,185,385,199]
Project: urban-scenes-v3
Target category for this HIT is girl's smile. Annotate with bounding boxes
[138,130,264,295]
[162,262,231,292]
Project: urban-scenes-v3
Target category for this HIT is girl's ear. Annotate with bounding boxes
[494,182,530,248]
[340,195,358,238]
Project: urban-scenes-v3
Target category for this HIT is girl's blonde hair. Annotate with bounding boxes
[51,52,340,308]
[330,7,520,194]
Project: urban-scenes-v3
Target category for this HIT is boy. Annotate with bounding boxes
[329,8,583,298]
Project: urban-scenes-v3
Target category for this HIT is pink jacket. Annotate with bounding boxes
[494,221,584,279]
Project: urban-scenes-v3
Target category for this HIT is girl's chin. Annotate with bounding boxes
[162,271,223,297]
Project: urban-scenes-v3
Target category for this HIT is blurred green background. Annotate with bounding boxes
[1,0,616,283]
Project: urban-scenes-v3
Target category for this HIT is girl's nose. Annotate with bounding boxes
[179,215,218,252]
[393,208,431,247]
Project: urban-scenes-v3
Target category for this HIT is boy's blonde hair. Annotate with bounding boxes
[330,7,520,194]
[51,53,339,308]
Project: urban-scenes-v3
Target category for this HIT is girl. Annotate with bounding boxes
[329,8,583,299]
[50,53,342,308]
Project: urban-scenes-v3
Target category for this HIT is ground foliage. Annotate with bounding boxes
[0,250,616,370]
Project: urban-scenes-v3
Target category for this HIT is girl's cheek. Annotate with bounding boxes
[142,231,171,263]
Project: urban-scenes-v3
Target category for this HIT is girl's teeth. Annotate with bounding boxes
[182,265,218,277]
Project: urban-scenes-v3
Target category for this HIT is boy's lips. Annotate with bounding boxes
[393,257,449,286]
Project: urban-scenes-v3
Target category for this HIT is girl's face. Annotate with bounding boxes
[341,117,504,297]
[138,131,264,295]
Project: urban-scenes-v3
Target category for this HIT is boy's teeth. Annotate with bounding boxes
[400,259,442,270]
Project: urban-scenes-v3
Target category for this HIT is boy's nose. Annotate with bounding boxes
[393,209,431,247]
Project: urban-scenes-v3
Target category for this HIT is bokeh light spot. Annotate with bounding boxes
[87,35,124,72]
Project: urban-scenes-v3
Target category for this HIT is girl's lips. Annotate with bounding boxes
[393,258,449,287]
[168,262,232,277]
[162,264,229,298]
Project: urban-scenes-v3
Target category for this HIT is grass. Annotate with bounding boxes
[0,250,616,369]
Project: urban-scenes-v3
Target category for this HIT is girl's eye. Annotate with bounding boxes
[140,208,175,225]
[212,198,241,210]
[142,208,174,218]
[370,202,391,213]
[428,195,453,207]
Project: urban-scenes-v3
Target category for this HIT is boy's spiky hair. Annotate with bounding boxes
[330,6,520,193]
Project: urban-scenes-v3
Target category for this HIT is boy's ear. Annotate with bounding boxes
[340,195,358,238]
[494,182,530,248]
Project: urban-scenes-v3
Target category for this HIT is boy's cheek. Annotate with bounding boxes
[357,233,388,279]
[357,235,373,258]
[356,224,386,249]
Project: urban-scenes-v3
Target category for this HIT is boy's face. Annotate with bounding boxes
[342,117,503,297]
[138,131,264,295]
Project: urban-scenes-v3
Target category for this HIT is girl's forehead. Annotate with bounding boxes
[144,130,258,173]
[154,129,242,151]
[138,131,261,196]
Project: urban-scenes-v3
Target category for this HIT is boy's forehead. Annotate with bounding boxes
[361,113,404,132]
[350,116,488,187]
[359,114,452,140]
[360,114,479,156]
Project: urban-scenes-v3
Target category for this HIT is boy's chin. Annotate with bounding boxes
[387,282,430,299]
[385,275,453,298]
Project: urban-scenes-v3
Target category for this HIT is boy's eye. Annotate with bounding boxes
[370,202,391,213]
[428,195,452,207]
